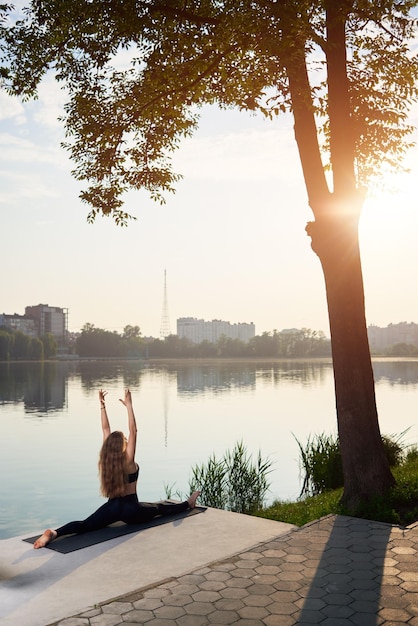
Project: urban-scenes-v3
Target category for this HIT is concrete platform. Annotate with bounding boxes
[0,507,295,626]
[3,511,418,626]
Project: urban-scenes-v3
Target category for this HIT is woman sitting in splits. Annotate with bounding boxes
[34,388,200,548]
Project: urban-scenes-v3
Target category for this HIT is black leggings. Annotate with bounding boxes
[55,494,189,538]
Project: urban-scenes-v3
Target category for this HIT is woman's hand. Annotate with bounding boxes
[121,388,136,460]
[99,389,111,440]
[119,388,132,408]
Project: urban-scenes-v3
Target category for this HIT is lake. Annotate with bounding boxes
[1,358,417,539]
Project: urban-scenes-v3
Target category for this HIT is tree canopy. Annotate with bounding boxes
[1,1,417,224]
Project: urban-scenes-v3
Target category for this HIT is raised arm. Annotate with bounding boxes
[119,388,137,462]
[99,389,111,441]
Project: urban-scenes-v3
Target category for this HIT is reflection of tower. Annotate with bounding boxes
[162,371,169,447]
[160,269,171,339]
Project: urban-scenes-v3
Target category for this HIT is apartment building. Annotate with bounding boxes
[368,322,418,351]
[0,313,36,337]
[25,304,67,342]
[177,317,255,344]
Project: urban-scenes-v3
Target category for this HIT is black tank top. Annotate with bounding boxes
[127,464,139,483]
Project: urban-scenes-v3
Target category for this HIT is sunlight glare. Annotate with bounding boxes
[359,171,417,253]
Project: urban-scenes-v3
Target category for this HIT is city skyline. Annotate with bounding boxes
[1,5,418,338]
[3,301,418,344]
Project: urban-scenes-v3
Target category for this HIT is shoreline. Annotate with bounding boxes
[1,355,418,364]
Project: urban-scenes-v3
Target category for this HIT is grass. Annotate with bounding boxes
[294,430,406,497]
[183,436,418,527]
[256,457,418,527]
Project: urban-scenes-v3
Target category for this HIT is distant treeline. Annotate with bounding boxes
[74,325,418,359]
[75,324,331,359]
[0,329,57,361]
[3,323,418,361]
[378,343,418,357]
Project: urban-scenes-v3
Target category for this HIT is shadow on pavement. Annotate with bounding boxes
[298,515,392,624]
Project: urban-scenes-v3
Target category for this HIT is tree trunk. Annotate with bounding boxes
[307,211,395,510]
[283,1,396,511]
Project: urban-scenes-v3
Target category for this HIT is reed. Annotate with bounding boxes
[188,441,273,514]
[189,453,228,510]
[295,432,343,497]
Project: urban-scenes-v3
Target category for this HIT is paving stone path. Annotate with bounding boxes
[50,515,418,626]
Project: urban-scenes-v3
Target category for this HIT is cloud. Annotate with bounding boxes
[0,74,67,131]
[33,75,68,130]
[0,92,26,123]
[0,132,69,168]
[174,124,300,183]
[0,183,58,203]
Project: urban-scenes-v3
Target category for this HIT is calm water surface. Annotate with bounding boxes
[1,359,417,539]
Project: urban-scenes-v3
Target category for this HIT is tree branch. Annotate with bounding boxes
[325,0,356,197]
[283,43,330,212]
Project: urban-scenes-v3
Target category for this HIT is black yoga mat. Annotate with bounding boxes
[23,506,207,554]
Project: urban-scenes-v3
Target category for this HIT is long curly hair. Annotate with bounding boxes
[98,431,128,498]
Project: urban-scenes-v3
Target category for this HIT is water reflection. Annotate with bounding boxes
[256,361,333,387]
[177,365,256,395]
[0,362,67,414]
[1,359,418,416]
[1,358,417,539]
[373,359,418,386]
[76,360,147,391]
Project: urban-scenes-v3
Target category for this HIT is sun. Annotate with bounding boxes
[359,171,417,254]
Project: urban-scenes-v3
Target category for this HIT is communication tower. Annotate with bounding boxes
[160,269,171,339]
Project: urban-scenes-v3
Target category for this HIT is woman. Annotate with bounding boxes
[34,389,200,548]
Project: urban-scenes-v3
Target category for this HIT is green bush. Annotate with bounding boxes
[381,432,406,467]
[189,441,273,514]
[296,430,410,497]
[405,445,418,463]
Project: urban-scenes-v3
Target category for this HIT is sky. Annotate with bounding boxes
[1,32,418,339]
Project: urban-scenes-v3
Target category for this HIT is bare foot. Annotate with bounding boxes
[33,529,57,549]
[187,491,201,509]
